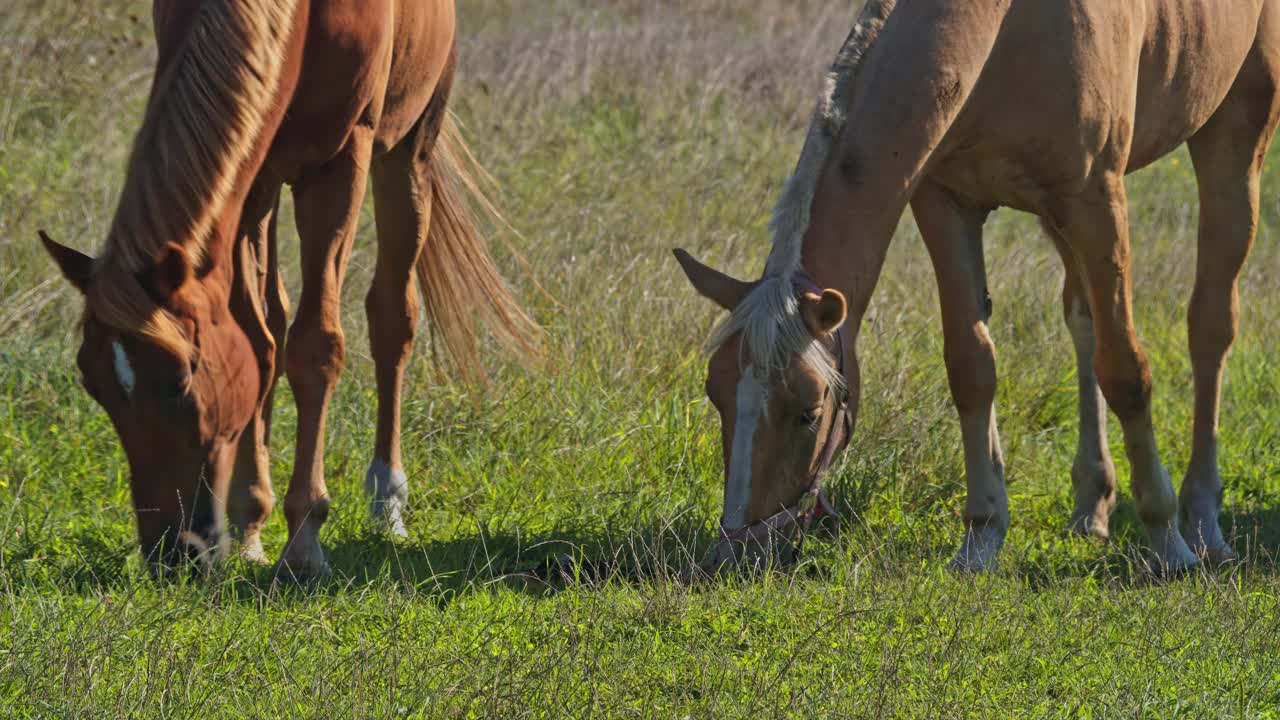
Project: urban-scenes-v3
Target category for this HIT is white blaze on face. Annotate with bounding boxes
[111,340,136,398]
[724,369,766,530]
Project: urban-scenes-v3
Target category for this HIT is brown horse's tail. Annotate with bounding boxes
[414,111,543,383]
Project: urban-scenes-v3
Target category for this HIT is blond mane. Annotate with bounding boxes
[708,0,896,387]
[87,0,299,357]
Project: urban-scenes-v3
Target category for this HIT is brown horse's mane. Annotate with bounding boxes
[707,0,896,388]
[87,0,299,358]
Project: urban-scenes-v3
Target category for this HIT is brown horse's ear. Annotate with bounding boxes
[800,290,847,337]
[146,242,193,301]
[672,248,753,311]
[40,231,93,294]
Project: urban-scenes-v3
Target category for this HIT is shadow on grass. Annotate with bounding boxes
[1224,502,1280,566]
[323,520,713,595]
[0,517,723,602]
[9,495,1280,600]
[1009,495,1280,591]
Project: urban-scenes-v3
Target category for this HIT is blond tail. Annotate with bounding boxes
[415,112,544,382]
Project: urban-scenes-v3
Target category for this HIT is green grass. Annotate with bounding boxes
[4,1,1280,717]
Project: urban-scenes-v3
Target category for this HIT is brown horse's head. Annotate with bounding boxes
[42,232,261,571]
[674,250,849,567]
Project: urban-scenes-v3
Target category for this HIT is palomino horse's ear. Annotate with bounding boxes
[672,248,754,311]
[39,231,93,294]
[800,290,847,338]
[146,242,194,301]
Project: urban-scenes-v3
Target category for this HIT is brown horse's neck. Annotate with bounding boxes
[106,0,301,272]
[162,1,304,306]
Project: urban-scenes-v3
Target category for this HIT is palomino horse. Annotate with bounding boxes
[41,0,539,576]
[677,0,1280,573]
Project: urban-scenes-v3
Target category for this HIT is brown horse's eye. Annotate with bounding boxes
[165,374,192,402]
[798,408,820,427]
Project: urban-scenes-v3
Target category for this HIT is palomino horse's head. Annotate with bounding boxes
[674,250,850,569]
[41,233,261,571]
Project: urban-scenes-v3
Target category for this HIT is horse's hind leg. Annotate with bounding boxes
[912,179,1009,572]
[1043,220,1117,540]
[1053,176,1197,574]
[364,97,448,537]
[1182,43,1280,565]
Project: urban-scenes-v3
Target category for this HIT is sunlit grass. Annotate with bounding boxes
[3,1,1280,717]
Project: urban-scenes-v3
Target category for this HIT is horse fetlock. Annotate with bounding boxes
[1179,480,1232,563]
[1069,456,1117,539]
[1133,475,1179,530]
[228,467,275,538]
[284,491,330,524]
[1071,455,1117,499]
[962,491,1009,531]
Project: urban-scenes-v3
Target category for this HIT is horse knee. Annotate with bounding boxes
[284,488,331,526]
[286,321,345,388]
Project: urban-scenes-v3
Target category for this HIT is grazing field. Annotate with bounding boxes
[4,0,1280,716]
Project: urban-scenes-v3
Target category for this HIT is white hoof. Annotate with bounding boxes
[239,534,269,565]
[365,460,409,538]
[1182,505,1234,566]
[276,522,330,581]
[1146,525,1199,576]
[948,525,1006,573]
[275,551,330,581]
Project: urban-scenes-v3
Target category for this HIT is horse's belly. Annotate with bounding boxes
[929,150,1067,215]
[1128,0,1264,169]
[930,0,1264,209]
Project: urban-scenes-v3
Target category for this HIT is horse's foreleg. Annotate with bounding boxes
[228,183,284,563]
[913,179,1007,572]
[1181,49,1280,564]
[1055,175,1197,574]
[278,129,374,578]
[1043,220,1117,540]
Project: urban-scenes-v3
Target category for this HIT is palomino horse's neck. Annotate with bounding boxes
[765,0,897,281]
[798,1,1001,328]
[704,1,897,389]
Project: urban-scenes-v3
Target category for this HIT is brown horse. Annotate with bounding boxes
[41,0,539,576]
[677,0,1280,573]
